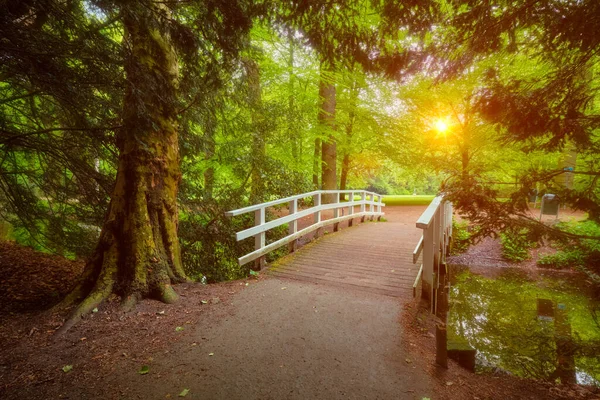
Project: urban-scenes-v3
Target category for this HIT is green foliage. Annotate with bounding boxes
[537,221,600,281]
[382,195,435,206]
[537,251,585,270]
[450,219,471,255]
[500,229,535,262]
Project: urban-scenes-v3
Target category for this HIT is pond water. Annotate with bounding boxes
[447,266,600,385]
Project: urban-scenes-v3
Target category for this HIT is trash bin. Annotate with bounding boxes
[540,194,559,217]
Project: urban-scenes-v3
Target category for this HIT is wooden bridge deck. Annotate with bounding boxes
[269,205,426,298]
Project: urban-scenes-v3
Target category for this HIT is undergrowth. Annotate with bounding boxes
[451,219,471,255]
[500,228,536,262]
[537,221,600,283]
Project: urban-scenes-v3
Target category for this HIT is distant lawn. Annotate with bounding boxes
[382,195,435,206]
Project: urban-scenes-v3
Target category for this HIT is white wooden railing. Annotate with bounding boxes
[412,195,452,313]
[225,190,385,268]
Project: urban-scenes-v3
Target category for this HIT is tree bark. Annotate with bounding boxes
[319,64,337,202]
[340,80,359,199]
[243,57,265,204]
[59,3,186,333]
[313,137,320,189]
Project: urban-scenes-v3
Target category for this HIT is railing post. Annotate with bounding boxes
[422,225,434,306]
[314,192,322,237]
[377,195,383,221]
[348,191,354,227]
[333,192,340,232]
[369,193,374,221]
[288,199,298,253]
[361,191,366,222]
[432,207,441,314]
[254,207,265,270]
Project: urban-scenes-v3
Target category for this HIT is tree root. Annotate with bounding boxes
[55,280,113,335]
[157,283,179,304]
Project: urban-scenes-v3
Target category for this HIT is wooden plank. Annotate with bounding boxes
[238,212,385,265]
[413,236,424,264]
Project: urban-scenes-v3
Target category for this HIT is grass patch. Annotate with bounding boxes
[382,195,436,206]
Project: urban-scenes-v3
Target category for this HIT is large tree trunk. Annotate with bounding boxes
[313,137,321,189]
[339,80,359,200]
[243,57,265,204]
[59,3,186,333]
[319,64,337,202]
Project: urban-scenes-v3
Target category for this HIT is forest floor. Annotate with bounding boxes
[0,207,599,399]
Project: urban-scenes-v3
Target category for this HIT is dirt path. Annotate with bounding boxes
[106,278,432,400]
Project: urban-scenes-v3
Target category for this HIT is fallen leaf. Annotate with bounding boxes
[138,365,150,375]
[179,389,190,397]
[201,300,208,304]
[175,326,184,332]
[209,353,214,356]
[446,381,454,386]
[92,308,98,313]
[62,365,73,373]
[157,310,165,315]
[281,287,287,290]
[405,358,412,364]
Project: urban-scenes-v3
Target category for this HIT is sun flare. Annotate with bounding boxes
[434,119,449,133]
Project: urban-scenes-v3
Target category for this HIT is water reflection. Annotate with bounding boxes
[447,266,600,385]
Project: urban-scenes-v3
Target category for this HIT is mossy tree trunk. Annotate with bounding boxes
[59,3,187,333]
[242,57,266,205]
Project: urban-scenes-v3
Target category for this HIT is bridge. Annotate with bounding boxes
[226,190,452,311]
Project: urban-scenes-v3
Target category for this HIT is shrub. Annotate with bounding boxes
[500,229,535,262]
[451,219,471,255]
[537,220,600,279]
[537,250,585,269]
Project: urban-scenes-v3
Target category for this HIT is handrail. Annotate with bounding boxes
[225,190,386,268]
[412,195,453,315]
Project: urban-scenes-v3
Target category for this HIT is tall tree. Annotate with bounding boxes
[59,2,187,331]
[319,62,337,200]
[243,57,266,204]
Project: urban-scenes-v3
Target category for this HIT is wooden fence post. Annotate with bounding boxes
[360,192,366,222]
[288,199,298,252]
[348,191,354,227]
[314,192,322,237]
[254,207,265,270]
[333,192,340,232]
